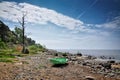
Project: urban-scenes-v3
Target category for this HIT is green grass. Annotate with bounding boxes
[0,49,20,62]
[0,58,13,62]
[0,52,15,58]
[28,45,46,54]
[0,44,47,62]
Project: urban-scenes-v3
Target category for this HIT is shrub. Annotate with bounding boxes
[29,45,38,50]
[0,41,7,49]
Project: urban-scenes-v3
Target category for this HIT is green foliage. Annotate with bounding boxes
[0,38,7,49]
[0,51,15,58]
[14,27,23,44]
[28,44,46,54]
[0,58,12,62]
[29,45,38,50]
[0,50,15,62]
[0,21,46,57]
[14,27,36,45]
[28,45,38,54]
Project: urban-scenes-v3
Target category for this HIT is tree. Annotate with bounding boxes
[18,13,27,53]
[14,27,23,44]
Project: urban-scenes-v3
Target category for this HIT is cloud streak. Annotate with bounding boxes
[77,0,98,19]
[95,16,120,29]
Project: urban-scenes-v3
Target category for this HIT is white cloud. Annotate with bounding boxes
[0,1,83,30]
[0,1,117,36]
[95,16,120,29]
[99,31,110,36]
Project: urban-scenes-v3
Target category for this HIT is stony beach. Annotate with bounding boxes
[0,50,120,80]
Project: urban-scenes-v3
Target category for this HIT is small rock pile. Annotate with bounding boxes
[67,54,120,79]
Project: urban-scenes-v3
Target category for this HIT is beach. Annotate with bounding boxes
[0,50,120,80]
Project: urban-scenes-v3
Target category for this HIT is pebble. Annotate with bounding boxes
[85,76,95,80]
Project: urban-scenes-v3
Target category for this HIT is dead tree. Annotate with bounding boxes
[18,13,27,53]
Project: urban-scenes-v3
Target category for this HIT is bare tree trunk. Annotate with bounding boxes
[18,13,26,53]
[22,15,25,53]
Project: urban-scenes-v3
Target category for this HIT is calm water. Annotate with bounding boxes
[56,49,120,60]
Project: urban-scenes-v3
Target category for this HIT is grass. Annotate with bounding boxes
[0,52,14,62]
[28,46,46,54]
[0,58,13,62]
[0,49,21,62]
[0,45,47,62]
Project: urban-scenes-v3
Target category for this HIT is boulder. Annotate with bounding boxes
[77,52,82,56]
[101,63,111,69]
[107,60,115,64]
[22,49,29,54]
[54,53,58,56]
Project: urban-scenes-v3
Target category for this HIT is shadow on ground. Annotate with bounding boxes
[52,63,68,68]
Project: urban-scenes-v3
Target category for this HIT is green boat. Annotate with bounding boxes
[50,58,68,65]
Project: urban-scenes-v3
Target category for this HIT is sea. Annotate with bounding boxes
[55,49,120,61]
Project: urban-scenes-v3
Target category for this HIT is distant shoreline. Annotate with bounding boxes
[55,49,120,61]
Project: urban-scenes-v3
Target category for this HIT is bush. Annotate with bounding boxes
[28,45,40,54]
[0,41,7,49]
[29,45,38,50]
[28,44,46,54]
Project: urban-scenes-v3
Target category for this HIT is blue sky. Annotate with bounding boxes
[0,0,120,49]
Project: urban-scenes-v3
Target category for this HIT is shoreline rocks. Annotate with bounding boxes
[66,52,120,79]
[0,50,120,80]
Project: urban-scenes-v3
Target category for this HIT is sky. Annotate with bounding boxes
[0,0,120,49]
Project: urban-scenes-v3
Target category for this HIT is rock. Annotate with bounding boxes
[85,76,95,80]
[109,57,115,59]
[77,60,82,64]
[54,53,58,56]
[62,53,68,57]
[112,64,120,69]
[70,56,77,61]
[107,60,115,64]
[109,73,115,77]
[14,62,23,65]
[26,49,29,54]
[22,49,29,54]
[82,62,87,66]
[101,63,111,69]
[96,65,102,69]
[82,62,92,67]
[99,56,107,59]
[87,56,96,60]
[77,52,82,56]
